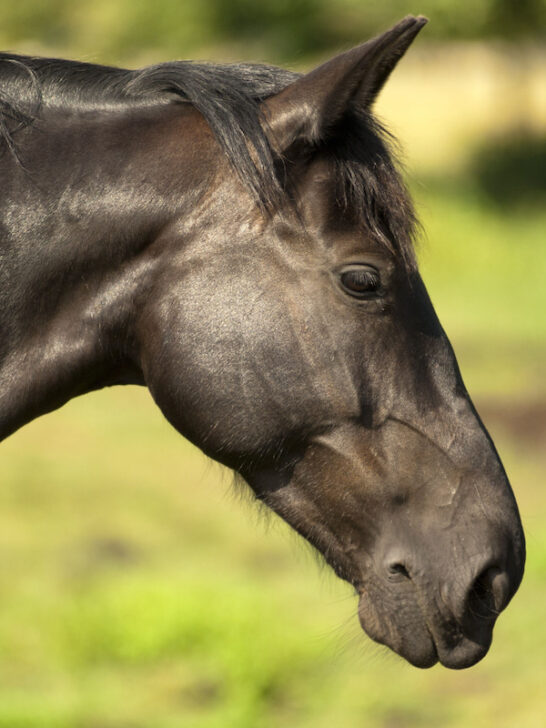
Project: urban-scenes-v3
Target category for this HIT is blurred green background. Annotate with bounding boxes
[1,2,545,727]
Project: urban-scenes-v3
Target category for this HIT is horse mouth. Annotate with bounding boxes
[357,592,494,670]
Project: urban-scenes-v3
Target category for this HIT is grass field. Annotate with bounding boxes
[1,49,545,728]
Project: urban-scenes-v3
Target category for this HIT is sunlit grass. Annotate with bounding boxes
[414,179,546,399]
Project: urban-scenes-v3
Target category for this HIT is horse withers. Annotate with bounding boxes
[0,16,525,668]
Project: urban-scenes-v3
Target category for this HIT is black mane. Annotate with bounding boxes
[0,53,416,266]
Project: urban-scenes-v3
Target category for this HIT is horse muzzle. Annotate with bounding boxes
[357,520,524,669]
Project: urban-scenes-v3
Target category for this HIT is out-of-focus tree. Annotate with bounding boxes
[488,0,546,38]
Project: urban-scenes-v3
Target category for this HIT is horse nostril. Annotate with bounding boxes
[387,562,410,579]
[383,549,411,580]
[467,565,510,620]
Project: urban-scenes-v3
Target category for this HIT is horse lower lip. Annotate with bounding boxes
[404,639,438,669]
[357,593,439,668]
[384,628,439,669]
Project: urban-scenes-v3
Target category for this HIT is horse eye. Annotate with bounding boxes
[339,266,382,299]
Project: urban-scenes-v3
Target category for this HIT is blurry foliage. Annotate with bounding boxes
[488,0,546,37]
[470,131,546,208]
[204,0,340,58]
[0,0,545,63]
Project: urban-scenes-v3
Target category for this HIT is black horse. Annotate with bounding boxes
[0,17,524,669]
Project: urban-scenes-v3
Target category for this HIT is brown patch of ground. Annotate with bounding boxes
[476,398,546,448]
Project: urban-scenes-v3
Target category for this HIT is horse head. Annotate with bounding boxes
[139,17,525,668]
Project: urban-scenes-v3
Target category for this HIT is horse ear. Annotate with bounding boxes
[263,15,427,152]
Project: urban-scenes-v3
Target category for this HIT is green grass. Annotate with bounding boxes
[0,177,545,726]
[0,386,545,728]
[1,394,545,728]
[417,180,546,340]
[415,179,546,398]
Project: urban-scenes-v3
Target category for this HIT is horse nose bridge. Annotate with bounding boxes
[387,392,502,476]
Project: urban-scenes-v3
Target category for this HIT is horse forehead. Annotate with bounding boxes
[276,163,389,261]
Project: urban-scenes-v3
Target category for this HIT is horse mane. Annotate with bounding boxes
[0,53,416,268]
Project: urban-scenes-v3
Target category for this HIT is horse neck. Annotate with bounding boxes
[0,104,208,442]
